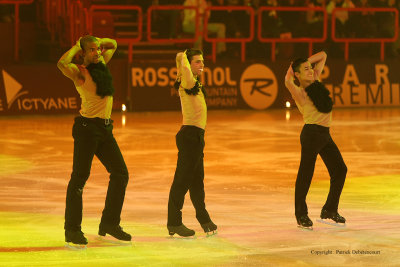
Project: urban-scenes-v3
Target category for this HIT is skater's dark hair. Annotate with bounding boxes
[291,57,308,74]
[185,48,203,63]
[80,35,98,52]
[305,81,333,113]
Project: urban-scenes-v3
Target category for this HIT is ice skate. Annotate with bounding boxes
[296,215,313,230]
[201,221,218,236]
[317,209,346,227]
[98,224,132,245]
[167,224,195,237]
[65,230,88,250]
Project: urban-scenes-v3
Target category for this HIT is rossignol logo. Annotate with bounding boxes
[239,64,278,110]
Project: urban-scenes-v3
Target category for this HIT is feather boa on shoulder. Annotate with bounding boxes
[86,62,115,98]
[174,79,207,97]
[305,81,333,113]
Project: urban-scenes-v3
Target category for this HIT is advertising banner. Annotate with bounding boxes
[1,58,399,115]
[129,59,400,111]
[0,59,128,115]
[321,60,400,107]
[130,61,285,111]
[0,64,80,115]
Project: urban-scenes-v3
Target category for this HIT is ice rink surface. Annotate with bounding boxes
[0,108,399,266]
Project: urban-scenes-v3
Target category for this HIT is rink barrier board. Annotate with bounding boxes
[0,59,399,115]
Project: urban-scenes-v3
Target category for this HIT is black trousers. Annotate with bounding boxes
[64,116,129,231]
[167,125,211,226]
[295,124,347,217]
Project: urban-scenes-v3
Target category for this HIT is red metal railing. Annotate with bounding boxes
[88,5,142,63]
[4,3,400,63]
[204,6,254,62]
[44,0,55,41]
[43,0,81,47]
[69,0,88,46]
[0,0,34,61]
[45,0,68,43]
[258,6,328,62]
[332,7,399,61]
[147,5,199,44]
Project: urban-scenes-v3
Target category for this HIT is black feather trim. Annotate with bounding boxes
[304,81,333,113]
[174,79,207,97]
[86,62,115,98]
[174,79,181,90]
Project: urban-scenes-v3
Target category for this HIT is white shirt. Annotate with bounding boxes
[179,86,207,129]
[289,85,332,127]
[177,53,207,129]
[76,66,113,119]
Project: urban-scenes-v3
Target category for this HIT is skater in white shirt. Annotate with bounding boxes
[167,49,217,237]
[285,51,347,229]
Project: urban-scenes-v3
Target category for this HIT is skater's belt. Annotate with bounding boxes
[80,116,113,125]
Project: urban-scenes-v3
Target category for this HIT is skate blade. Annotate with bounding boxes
[168,232,197,239]
[297,225,313,231]
[65,242,87,250]
[97,235,132,246]
[205,230,218,237]
[317,219,346,227]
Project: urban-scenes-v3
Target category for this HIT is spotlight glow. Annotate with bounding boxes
[286,110,291,121]
[122,115,126,126]
[122,104,127,112]
[285,101,291,108]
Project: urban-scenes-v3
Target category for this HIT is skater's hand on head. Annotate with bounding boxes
[177,50,189,70]
[183,50,189,59]
[73,38,83,63]
[176,52,184,64]
[285,61,305,105]
[75,38,82,50]
[286,62,294,79]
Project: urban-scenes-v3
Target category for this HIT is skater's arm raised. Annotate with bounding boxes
[285,63,306,106]
[178,51,196,90]
[99,37,117,64]
[57,39,84,86]
[176,52,184,81]
[308,51,327,81]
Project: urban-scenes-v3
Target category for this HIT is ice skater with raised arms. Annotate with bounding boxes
[284,51,347,230]
[167,48,217,237]
[57,35,131,248]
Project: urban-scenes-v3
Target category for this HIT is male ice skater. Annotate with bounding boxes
[57,35,131,246]
[284,51,347,229]
[167,49,217,237]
